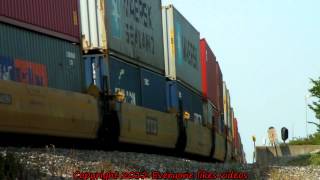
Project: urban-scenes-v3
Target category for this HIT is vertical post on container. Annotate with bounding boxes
[178,92,184,128]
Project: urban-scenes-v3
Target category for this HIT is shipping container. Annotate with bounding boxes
[203,101,214,127]
[200,39,208,98]
[234,118,239,150]
[217,62,224,114]
[200,39,219,106]
[223,82,228,127]
[109,56,142,106]
[223,82,233,139]
[80,0,165,73]
[203,100,225,134]
[235,131,240,156]
[200,39,227,135]
[162,5,202,93]
[83,55,109,92]
[80,0,107,51]
[230,108,234,139]
[140,68,167,112]
[0,23,83,92]
[0,56,15,81]
[0,0,80,43]
[177,82,203,122]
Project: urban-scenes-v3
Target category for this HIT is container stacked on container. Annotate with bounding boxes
[162,5,203,121]
[0,0,83,92]
[200,39,226,130]
[200,39,226,161]
[81,0,169,112]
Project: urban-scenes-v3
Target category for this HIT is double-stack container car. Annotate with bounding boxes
[200,39,226,161]
[0,0,100,140]
[0,0,245,164]
[0,0,83,92]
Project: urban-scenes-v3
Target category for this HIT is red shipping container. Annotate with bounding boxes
[200,39,208,98]
[200,39,218,107]
[14,59,48,87]
[0,0,80,43]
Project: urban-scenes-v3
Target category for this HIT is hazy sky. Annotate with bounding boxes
[162,0,320,162]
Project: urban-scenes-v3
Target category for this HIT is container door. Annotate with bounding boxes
[109,56,141,106]
[140,68,167,112]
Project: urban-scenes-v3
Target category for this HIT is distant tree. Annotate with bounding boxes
[308,77,320,133]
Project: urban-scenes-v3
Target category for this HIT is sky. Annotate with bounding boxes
[162,0,320,163]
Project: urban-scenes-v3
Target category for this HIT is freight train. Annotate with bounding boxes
[0,0,245,163]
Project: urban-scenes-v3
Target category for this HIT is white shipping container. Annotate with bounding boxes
[80,0,165,73]
[80,0,107,52]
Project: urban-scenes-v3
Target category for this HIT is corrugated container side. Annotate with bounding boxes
[109,56,141,106]
[216,62,223,112]
[140,68,167,112]
[163,5,202,92]
[200,39,208,98]
[200,39,219,107]
[227,92,232,139]
[223,82,228,128]
[0,0,80,43]
[0,23,83,92]
[105,0,165,73]
[83,54,109,92]
[203,101,217,129]
[0,56,15,81]
[224,84,233,139]
[177,82,203,122]
[217,62,224,133]
[234,119,239,151]
[80,0,107,51]
[230,107,234,140]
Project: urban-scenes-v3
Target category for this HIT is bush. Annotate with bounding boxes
[289,133,320,145]
[310,153,320,165]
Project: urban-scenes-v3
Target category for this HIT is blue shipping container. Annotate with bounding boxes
[84,55,109,92]
[109,56,141,106]
[0,56,15,81]
[177,82,203,122]
[140,68,167,112]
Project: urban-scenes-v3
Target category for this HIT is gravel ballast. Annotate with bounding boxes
[0,147,319,179]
